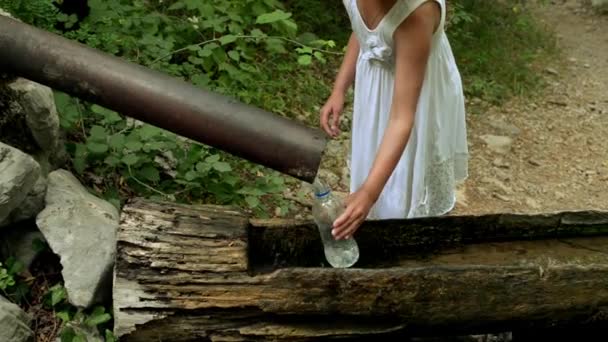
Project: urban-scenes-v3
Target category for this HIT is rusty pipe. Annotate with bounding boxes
[0,16,327,182]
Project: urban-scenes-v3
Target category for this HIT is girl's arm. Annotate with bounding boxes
[332,2,441,239]
[320,32,359,137]
[332,32,360,96]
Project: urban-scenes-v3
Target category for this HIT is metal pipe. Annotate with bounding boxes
[0,16,327,182]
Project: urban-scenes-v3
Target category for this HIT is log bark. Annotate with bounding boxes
[114,198,608,341]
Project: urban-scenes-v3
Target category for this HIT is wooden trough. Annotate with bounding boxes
[113,198,608,341]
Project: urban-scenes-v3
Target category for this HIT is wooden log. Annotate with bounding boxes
[113,198,608,341]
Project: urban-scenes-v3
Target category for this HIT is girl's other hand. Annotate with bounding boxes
[320,92,344,138]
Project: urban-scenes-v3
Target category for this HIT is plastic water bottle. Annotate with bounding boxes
[311,179,359,268]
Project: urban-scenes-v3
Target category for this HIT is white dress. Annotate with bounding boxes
[344,0,469,219]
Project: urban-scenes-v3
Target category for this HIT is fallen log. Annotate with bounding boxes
[113,198,608,341]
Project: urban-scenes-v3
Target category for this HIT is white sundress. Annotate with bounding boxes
[344,0,469,219]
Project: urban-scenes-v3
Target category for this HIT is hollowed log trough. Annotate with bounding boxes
[113,198,608,341]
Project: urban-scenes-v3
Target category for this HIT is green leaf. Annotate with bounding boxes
[73,334,87,342]
[89,125,107,141]
[85,306,112,327]
[184,170,198,181]
[168,2,185,10]
[256,10,291,24]
[122,154,139,166]
[213,161,232,172]
[250,28,266,38]
[109,134,125,149]
[245,196,260,208]
[219,34,237,45]
[60,327,76,342]
[104,155,120,167]
[138,125,163,140]
[205,154,220,163]
[297,55,312,66]
[105,329,117,342]
[195,162,210,173]
[51,285,67,306]
[86,142,109,154]
[228,50,240,62]
[139,166,160,182]
[56,310,71,322]
[125,141,143,151]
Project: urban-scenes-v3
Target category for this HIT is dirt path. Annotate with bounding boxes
[451,0,608,216]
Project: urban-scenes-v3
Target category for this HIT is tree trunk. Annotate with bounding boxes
[113,198,608,341]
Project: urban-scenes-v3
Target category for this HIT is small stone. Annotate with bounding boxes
[528,159,541,167]
[492,158,510,169]
[544,67,559,76]
[525,197,541,210]
[480,135,513,154]
[489,119,521,136]
[481,177,512,194]
[493,193,511,202]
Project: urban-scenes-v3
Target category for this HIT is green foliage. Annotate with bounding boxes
[0,258,29,303]
[0,0,59,29]
[47,0,340,215]
[448,0,557,103]
[45,284,116,342]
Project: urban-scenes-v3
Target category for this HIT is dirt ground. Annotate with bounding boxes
[293,0,608,219]
[451,0,608,216]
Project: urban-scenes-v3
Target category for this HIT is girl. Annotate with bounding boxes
[321,0,469,239]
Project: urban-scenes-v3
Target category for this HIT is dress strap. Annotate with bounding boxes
[383,0,446,36]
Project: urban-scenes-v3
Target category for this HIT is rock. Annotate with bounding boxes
[480,135,513,154]
[481,177,512,195]
[525,197,541,210]
[544,67,558,76]
[492,158,510,169]
[489,119,520,136]
[0,295,33,342]
[0,223,47,270]
[8,78,66,167]
[36,169,119,308]
[0,142,41,226]
[4,174,47,226]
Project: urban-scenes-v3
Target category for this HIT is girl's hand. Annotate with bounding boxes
[332,188,375,240]
[320,92,344,138]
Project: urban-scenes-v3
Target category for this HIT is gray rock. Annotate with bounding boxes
[0,143,41,226]
[8,78,66,167]
[36,169,119,308]
[0,223,47,270]
[3,174,47,226]
[0,295,33,342]
[480,135,513,155]
[489,119,520,136]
